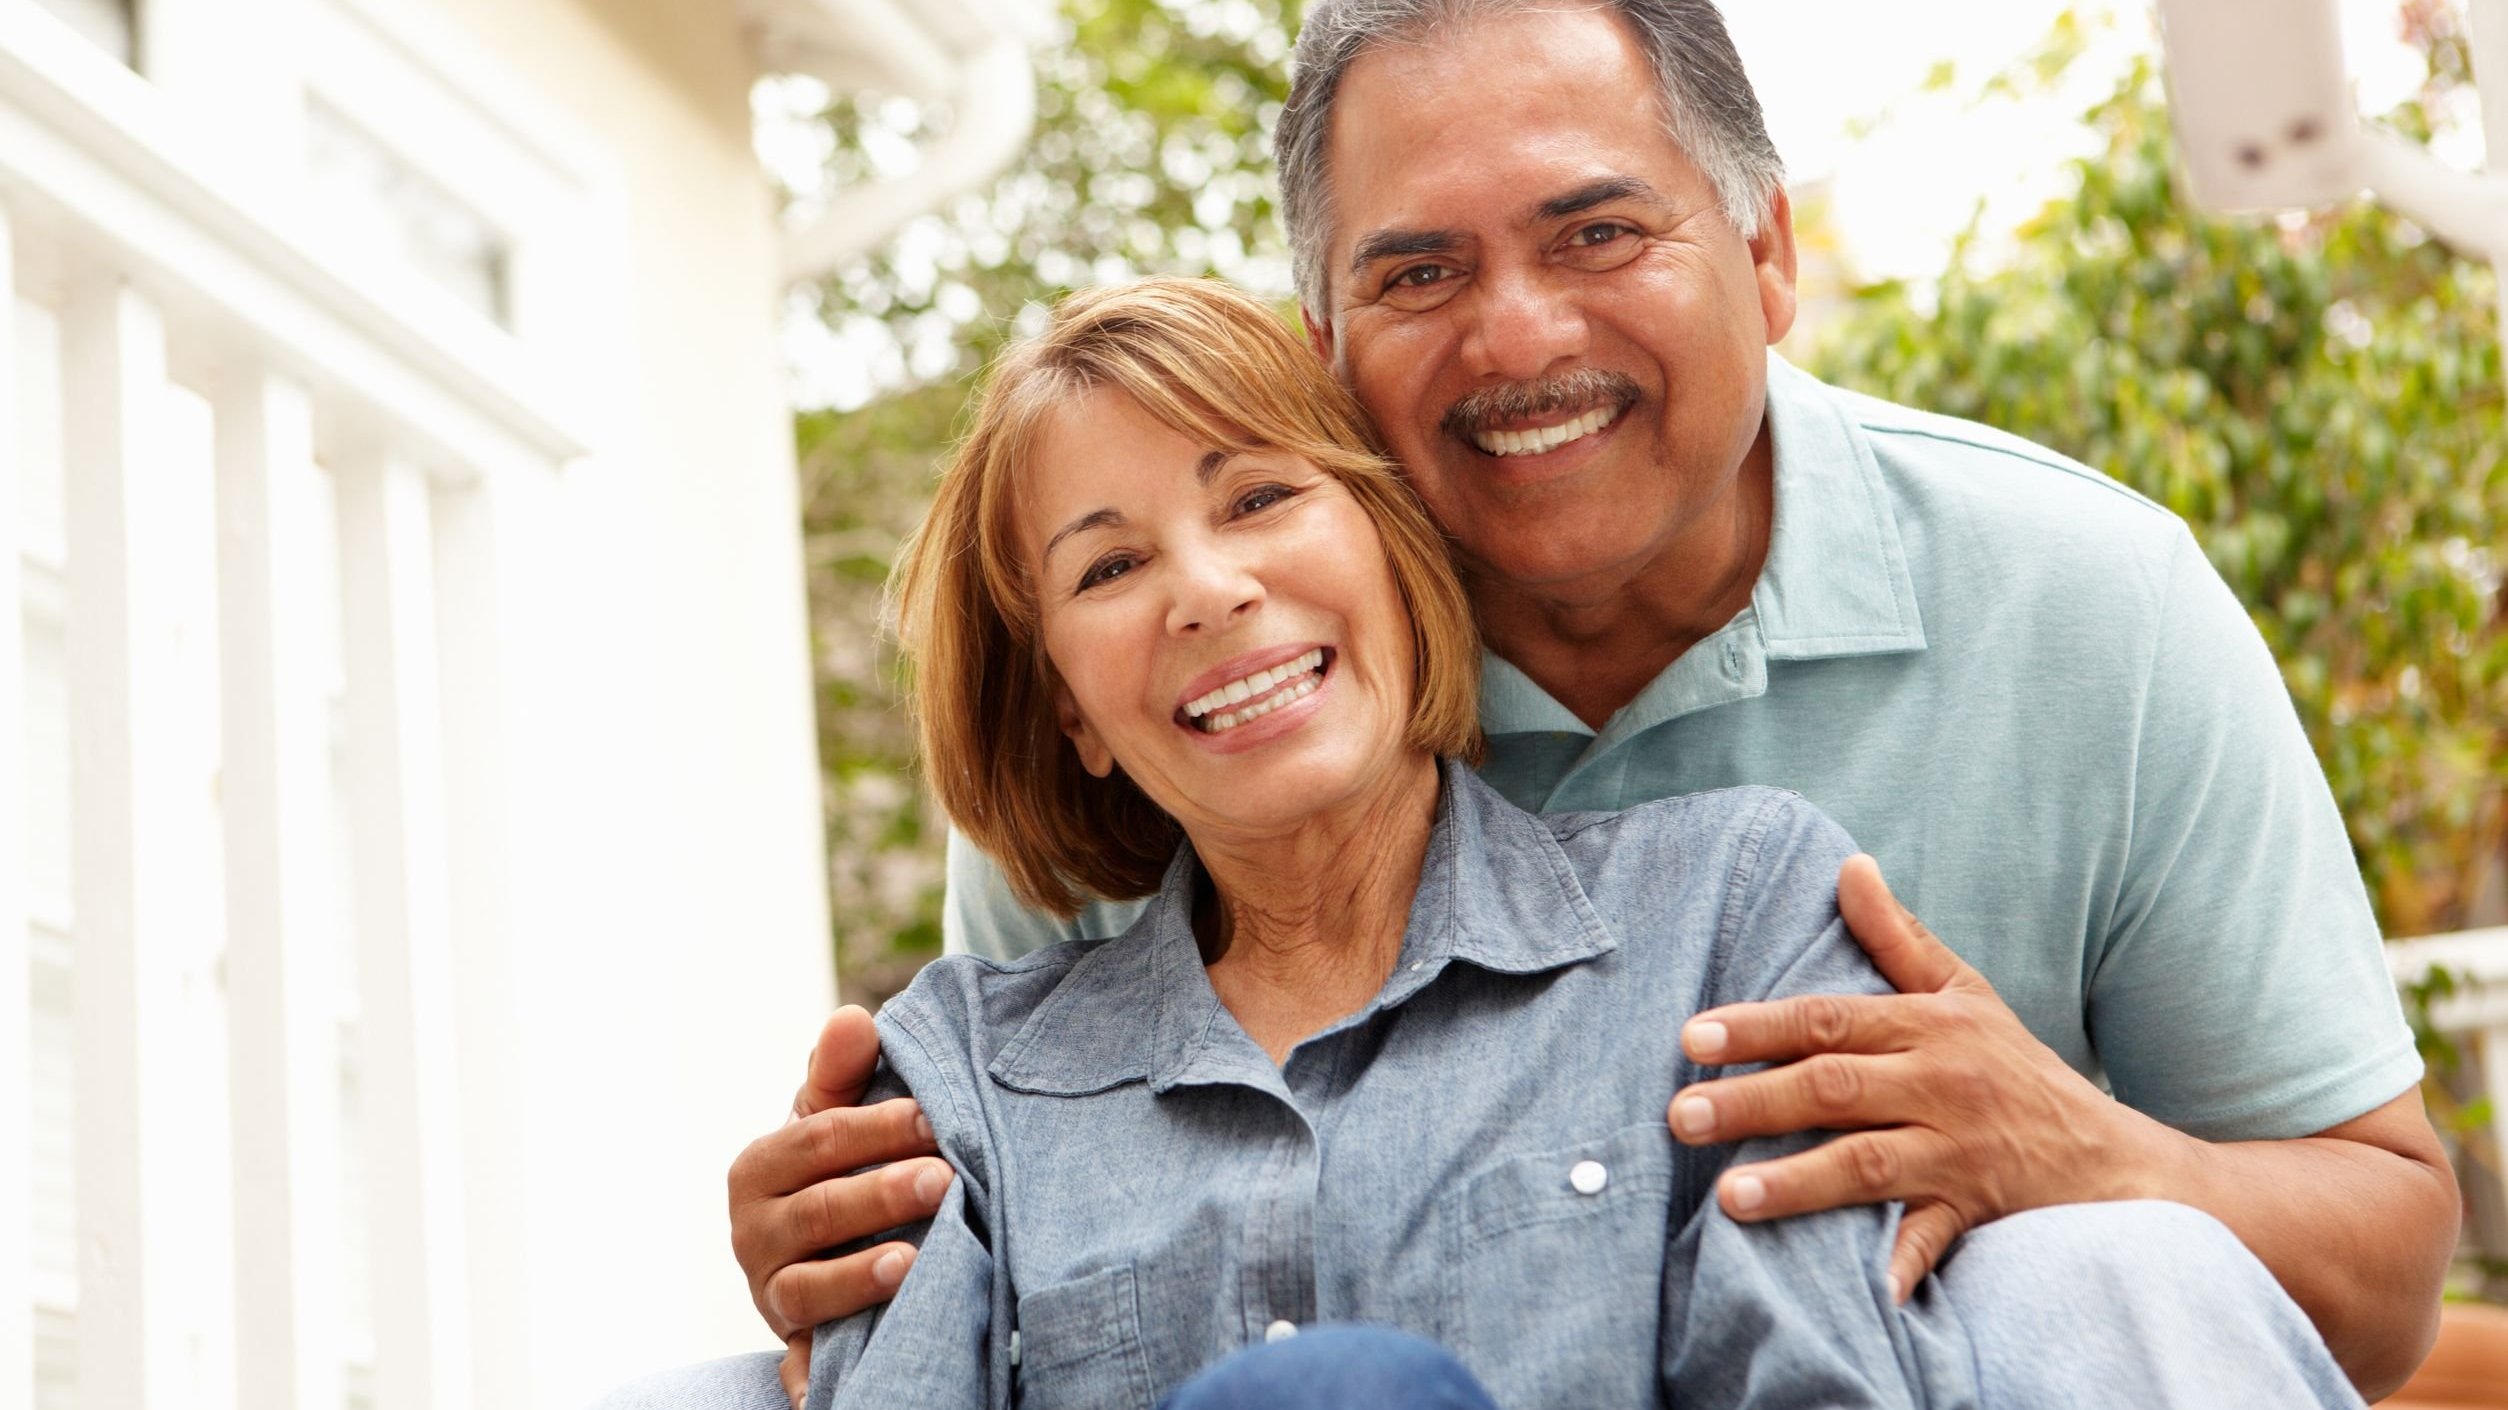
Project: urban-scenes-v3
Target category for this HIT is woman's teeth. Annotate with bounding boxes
[1471,404,1617,458]
[1186,648,1326,733]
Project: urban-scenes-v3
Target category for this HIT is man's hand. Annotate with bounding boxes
[1667,854,2153,1300]
[729,1006,953,1347]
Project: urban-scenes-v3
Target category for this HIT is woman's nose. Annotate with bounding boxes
[1164,546,1264,636]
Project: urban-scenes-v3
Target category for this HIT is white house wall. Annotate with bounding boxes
[409,0,841,1399]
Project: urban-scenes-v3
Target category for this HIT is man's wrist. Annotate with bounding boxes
[2086,1100,2203,1207]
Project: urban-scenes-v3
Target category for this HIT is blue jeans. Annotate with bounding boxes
[1156,1326,1496,1410]
[587,1202,2366,1409]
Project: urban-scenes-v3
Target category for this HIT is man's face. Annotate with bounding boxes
[1308,6,1796,596]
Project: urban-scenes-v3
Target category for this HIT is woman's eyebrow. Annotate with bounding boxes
[1043,507,1122,562]
[1195,449,1235,484]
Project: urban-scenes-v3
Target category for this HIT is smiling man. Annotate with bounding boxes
[719,0,2456,1402]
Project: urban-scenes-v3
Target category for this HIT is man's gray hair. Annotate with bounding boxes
[1275,0,1785,317]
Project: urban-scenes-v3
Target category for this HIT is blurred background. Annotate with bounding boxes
[0,0,2499,1406]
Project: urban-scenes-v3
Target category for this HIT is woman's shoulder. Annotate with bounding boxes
[879,936,1123,1056]
[1540,783,1847,865]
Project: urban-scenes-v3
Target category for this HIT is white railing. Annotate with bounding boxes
[0,3,588,1406]
[2388,927,2508,1274]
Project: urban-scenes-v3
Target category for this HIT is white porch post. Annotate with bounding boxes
[431,476,528,1406]
[61,270,185,1407]
[335,448,477,1410]
[216,367,344,1410]
[0,204,30,1410]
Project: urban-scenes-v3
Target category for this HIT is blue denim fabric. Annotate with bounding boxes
[810,764,1962,1408]
[1155,1325,1498,1410]
[801,765,2363,1409]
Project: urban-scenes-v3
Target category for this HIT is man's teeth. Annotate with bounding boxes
[1185,647,1326,730]
[1471,404,1617,458]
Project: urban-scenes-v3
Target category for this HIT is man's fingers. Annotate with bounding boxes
[770,1157,954,1266]
[1711,1128,1951,1222]
[764,1240,919,1337]
[1671,1052,1925,1145]
[1682,991,1918,1067]
[733,1097,937,1201]
[1835,855,1968,995]
[1888,1202,1969,1303]
[793,1006,882,1121]
[779,1333,810,1410]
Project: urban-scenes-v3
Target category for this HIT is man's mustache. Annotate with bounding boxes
[1439,368,1640,441]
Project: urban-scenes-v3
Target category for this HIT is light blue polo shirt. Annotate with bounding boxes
[939,354,2420,1143]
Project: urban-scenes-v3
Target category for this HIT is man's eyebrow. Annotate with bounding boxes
[1043,508,1122,562]
[1534,176,1666,222]
[1348,228,1462,281]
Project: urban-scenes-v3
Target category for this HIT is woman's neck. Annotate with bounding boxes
[1189,753,1442,1063]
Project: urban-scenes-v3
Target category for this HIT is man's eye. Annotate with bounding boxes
[1078,555,1136,590]
[1390,264,1449,290]
[1571,222,1634,247]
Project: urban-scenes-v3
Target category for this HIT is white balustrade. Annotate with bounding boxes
[0,203,30,1410]
[2390,926,2508,1254]
[215,367,344,1410]
[2,4,585,1406]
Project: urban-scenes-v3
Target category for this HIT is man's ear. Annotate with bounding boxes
[1749,188,1800,348]
[1301,304,1336,367]
[1054,682,1115,779]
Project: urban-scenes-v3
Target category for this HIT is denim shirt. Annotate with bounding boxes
[810,764,1982,1409]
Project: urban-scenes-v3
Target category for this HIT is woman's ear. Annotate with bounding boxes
[1055,683,1115,778]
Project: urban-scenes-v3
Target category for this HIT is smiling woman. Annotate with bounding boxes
[888,277,1480,919]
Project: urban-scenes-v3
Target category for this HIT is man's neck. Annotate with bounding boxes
[1472,428,1776,731]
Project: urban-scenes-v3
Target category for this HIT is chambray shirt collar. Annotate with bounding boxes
[985,762,1616,1098]
[1478,353,1928,742]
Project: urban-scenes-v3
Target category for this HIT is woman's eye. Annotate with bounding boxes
[1235,484,1293,516]
[1078,555,1136,591]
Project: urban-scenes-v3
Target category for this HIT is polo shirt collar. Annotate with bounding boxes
[1478,352,1926,742]
[984,763,1616,1098]
[1751,353,1928,660]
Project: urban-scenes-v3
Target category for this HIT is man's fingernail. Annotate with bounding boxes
[914,1165,950,1206]
[1887,1273,1904,1303]
[1729,1173,1766,1213]
[873,1248,911,1289]
[914,1111,934,1142]
[1686,1020,1728,1058]
[1673,1096,1716,1137]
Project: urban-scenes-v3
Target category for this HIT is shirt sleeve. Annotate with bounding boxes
[1662,795,1982,1408]
[941,826,1145,962]
[2092,529,2421,1141]
[803,996,1012,1410]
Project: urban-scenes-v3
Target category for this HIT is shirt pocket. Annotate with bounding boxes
[1014,1263,1155,1410]
[1444,1121,1677,1403]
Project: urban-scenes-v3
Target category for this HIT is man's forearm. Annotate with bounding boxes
[2115,1089,2457,1400]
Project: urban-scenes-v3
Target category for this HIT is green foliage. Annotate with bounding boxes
[795,0,1298,1001]
[1810,23,2505,941]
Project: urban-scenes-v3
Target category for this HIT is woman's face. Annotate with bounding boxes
[1024,386,1424,843]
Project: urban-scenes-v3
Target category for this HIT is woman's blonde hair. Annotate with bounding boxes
[891,276,1483,918]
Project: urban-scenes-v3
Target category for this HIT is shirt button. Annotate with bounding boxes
[1265,1319,1299,1343]
[1569,1160,1609,1195]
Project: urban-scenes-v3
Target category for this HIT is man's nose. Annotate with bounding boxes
[1464,266,1589,383]
[1164,545,1264,636]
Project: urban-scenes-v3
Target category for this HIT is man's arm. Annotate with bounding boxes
[1669,856,2457,1399]
[727,1007,953,1355]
